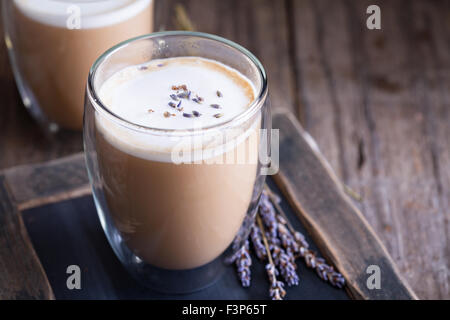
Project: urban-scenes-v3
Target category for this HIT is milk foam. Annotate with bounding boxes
[14,0,152,29]
[95,57,259,163]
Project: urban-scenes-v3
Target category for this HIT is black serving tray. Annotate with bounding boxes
[22,179,348,300]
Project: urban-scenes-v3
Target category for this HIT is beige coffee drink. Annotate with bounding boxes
[13,0,154,130]
[95,57,260,270]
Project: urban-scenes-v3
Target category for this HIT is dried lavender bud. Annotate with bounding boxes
[277,223,300,260]
[192,110,201,117]
[170,94,179,101]
[168,102,176,108]
[277,252,299,286]
[265,263,278,285]
[293,231,308,249]
[210,104,221,109]
[271,244,299,286]
[270,281,286,300]
[138,65,148,70]
[216,90,223,97]
[177,91,191,99]
[183,113,193,118]
[171,84,187,91]
[304,250,345,288]
[213,113,224,118]
[157,63,164,67]
[177,101,182,108]
[192,97,203,104]
[265,264,285,300]
[259,193,278,240]
[276,214,287,225]
[250,224,267,260]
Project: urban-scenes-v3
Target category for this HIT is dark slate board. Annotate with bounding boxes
[22,179,348,300]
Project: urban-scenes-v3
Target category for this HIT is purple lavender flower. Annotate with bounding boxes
[271,245,299,286]
[270,282,286,300]
[250,225,267,260]
[259,192,299,287]
[278,223,300,259]
[266,264,286,300]
[259,193,278,241]
[232,240,252,287]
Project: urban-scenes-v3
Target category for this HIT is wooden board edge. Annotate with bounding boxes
[0,175,55,300]
[272,111,418,300]
[2,153,90,210]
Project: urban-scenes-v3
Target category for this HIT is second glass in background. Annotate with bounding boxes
[2,0,154,131]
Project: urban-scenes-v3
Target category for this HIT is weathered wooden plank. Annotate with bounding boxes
[289,0,449,299]
[272,111,417,300]
[406,0,450,298]
[0,175,54,299]
[3,153,89,211]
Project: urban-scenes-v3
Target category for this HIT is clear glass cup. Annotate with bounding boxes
[2,0,154,132]
[83,31,270,293]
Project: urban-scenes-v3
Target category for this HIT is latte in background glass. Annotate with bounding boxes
[2,0,154,131]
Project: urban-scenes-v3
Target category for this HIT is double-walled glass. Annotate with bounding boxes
[2,0,154,131]
[84,31,270,293]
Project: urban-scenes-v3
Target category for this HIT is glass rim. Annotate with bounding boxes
[87,31,268,135]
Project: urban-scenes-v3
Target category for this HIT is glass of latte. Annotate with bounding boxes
[84,32,271,292]
[2,0,154,131]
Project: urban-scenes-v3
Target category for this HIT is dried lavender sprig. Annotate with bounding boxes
[258,193,278,240]
[236,240,251,287]
[256,215,286,300]
[277,220,301,262]
[266,264,286,300]
[264,186,346,288]
[271,245,299,286]
[227,240,252,287]
[259,193,299,286]
[249,224,267,260]
[303,251,345,288]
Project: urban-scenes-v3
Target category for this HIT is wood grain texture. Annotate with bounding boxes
[0,0,448,299]
[0,175,54,300]
[288,0,450,299]
[3,153,89,211]
[272,111,417,300]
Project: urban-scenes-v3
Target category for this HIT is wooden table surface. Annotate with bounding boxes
[1,0,449,300]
